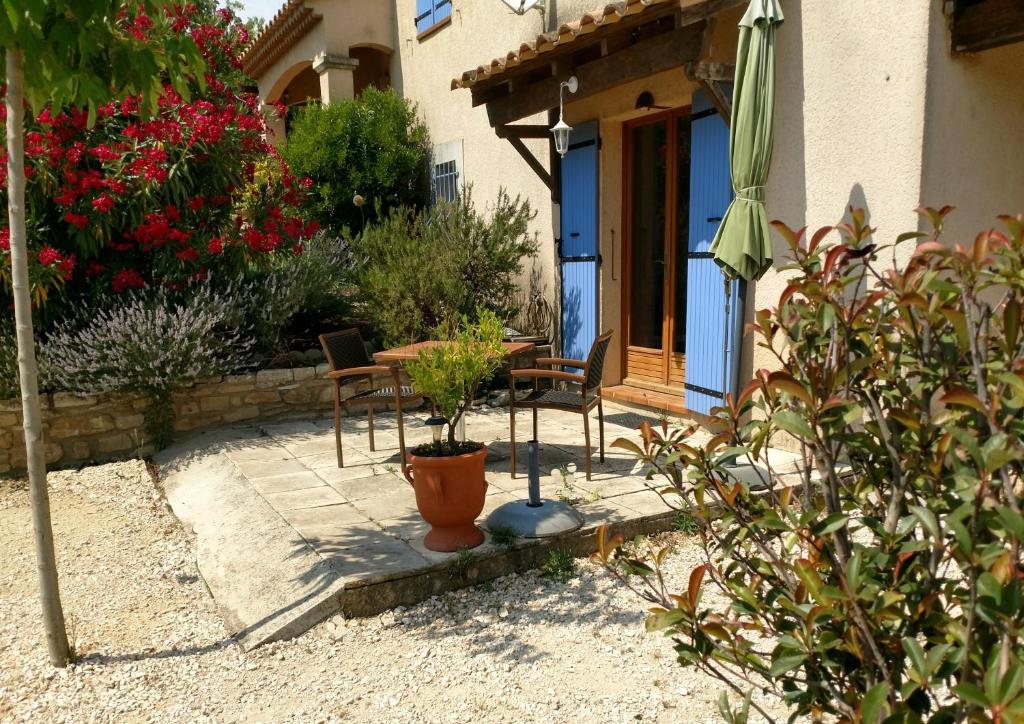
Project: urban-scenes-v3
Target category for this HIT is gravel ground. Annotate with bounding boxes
[1,459,788,723]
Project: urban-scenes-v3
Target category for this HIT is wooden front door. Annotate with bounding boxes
[622,107,691,391]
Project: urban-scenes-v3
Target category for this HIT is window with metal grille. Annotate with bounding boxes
[432,160,459,205]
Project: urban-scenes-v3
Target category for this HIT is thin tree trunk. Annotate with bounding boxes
[6,48,70,668]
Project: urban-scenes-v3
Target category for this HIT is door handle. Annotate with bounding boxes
[707,216,723,223]
[569,232,580,237]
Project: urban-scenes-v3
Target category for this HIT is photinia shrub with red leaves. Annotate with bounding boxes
[0,1,317,315]
[596,208,1024,722]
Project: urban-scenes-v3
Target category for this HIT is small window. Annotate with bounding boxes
[416,0,452,37]
[433,160,459,204]
[432,139,463,205]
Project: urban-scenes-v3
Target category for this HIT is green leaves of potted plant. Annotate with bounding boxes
[404,310,507,551]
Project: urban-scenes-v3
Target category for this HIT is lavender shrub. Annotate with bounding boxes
[43,282,253,447]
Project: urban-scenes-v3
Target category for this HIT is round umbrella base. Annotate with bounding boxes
[722,460,771,491]
[485,499,584,538]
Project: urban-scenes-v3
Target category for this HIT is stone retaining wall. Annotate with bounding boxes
[0,345,549,475]
[0,364,348,475]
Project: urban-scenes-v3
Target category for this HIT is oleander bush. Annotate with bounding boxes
[0,1,316,326]
[349,187,538,346]
[282,88,431,234]
[597,208,1024,722]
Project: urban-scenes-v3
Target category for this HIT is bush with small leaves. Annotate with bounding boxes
[596,208,1024,722]
[349,186,538,347]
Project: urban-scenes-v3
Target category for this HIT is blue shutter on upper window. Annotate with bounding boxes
[415,0,434,33]
[434,0,452,23]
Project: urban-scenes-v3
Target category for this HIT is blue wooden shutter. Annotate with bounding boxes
[415,0,434,32]
[417,0,451,32]
[434,0,452,24]
[684,88,739,415]
[560,121,600,363]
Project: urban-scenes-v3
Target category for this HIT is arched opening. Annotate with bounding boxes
[350,46,392,96]
[279,64,321,107]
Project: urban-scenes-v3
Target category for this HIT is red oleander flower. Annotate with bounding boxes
[207,236,223,255]
[64,212,89,230]
[37,246,62,267]
[91,194,115,213]
[112,269,146,293]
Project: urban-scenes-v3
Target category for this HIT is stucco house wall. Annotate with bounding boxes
[392,0,566,320]
[745,0,934,380]
[919,0,1024,244]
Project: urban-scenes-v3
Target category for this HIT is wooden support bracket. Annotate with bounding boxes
[685,60,735,82]
[504,135,553,192]
[699,78,732,125]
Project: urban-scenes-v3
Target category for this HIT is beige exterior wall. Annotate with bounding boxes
[744,0,934,382]
[919,2,1024,244]
[392,0,563,316]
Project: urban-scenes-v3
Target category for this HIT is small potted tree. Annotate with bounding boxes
[403,310,507,552]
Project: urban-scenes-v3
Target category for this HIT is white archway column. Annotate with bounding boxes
[312,52,359,104]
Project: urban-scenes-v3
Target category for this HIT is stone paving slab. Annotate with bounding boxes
[157,404,807,648]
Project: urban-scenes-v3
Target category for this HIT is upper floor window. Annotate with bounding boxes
[416,0,452,38]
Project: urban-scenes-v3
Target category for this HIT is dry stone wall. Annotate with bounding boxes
[0,363,355,475]
[0,345,548,475]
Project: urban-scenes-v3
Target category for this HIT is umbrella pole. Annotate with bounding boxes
[722,275,740,469]
[721,275,732,408]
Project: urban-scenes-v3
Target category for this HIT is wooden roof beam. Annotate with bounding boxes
[485,21,705,127]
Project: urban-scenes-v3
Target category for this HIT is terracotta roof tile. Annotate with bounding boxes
[451,0,674,91]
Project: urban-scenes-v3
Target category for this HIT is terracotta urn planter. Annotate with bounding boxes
[403,445,488,552]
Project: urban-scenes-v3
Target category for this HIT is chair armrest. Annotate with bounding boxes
[327,365,395,379]
[510,368,586,384]
[536,357,587,369]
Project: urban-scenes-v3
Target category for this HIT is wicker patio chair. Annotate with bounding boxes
[318,329,422,468]
[508,330,613,481]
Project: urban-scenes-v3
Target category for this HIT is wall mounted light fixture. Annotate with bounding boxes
[551,75,578,157]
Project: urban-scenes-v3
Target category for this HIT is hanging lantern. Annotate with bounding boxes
[551,76,578,157]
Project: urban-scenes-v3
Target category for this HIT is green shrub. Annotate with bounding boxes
[282,87,431,233]
[238,232,354,357]
[598,208,1024,722]
[350,187,538,346]
[405,309,506,449]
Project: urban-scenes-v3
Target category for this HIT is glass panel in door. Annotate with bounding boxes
[628,119,667,350]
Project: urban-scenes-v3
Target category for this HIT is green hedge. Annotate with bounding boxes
[283,88,431,234]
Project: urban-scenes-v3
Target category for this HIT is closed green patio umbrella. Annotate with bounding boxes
[709,0,783,406]
[710,0,784,283]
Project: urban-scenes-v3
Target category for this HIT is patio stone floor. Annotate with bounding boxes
[156,403,806,649]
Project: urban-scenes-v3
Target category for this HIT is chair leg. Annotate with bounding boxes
[510,402,517,478]
[532,407,538,440]
[598,397,605,463]
[582,407,592,481]
[368,404,375,452]
[334,383,344,468]
[396,395,407,466]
